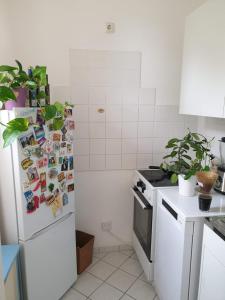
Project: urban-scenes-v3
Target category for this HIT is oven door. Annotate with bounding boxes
[132,187,153,262]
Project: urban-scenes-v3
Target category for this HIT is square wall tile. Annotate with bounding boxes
[152,153,165,166]
[106,88,123,105]
[70,49,89,68]
[122,123,138,138]
[138,122,154,138]
[106,123,122,139]
[71,68,90,85]
[90,123,106,138]
[152,137,169,153]
[122,69,140,88]
[139,88,156,105]
[90,105,106,122]
[137,154,153,169]
[106,106,122,122]
[74,123,89,139]
[51,86,70,102]
[139,105,154,122]
[74,156,89,171]
[155,105,184,122]
[74,105,89,122]
[74,139,89,155]
[122,139,137,154]
[123,105,138,122]
[122,154,137,169]
[154,122,185,138]
[106,155,121,169]
[106,139,121,155]
[138,138,153,154]
[89,87,107,105]
[123,88,139,105]
[90,155,106,170]
[90,139,106,155]
[70,86,89,104]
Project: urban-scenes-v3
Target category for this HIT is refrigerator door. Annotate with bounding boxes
[9,108,75,241]
[20,212,77,300]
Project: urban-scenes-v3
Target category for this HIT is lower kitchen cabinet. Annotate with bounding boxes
[198,224,225,300]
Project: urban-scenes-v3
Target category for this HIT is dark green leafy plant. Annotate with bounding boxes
[161,131,214,183]
[0,102,74,147]
[0,60,47,104]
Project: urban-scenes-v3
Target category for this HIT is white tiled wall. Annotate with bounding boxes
[69,49,189,171]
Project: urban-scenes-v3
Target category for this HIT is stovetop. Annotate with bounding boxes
[138,169,178,187]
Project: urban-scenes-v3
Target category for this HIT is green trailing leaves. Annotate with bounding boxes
[0,65,17,72]
[43,105,57,120]
[53,118,64,130]
[2,118,29,147]
[0,86,16,102]
[171,173,178,184]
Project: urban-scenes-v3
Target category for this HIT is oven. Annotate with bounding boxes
[132,184,153,262]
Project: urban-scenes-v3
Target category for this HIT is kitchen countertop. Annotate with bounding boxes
[1,245,20,281]
[158,187,225,221]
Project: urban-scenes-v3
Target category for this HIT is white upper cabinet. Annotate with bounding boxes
[180,0,225,118]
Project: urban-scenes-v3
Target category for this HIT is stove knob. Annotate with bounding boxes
[142,186,146,193]
[137,180,144,187]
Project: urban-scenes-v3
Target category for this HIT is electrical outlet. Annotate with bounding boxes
[106,22,115,33]
[101,221,112,232]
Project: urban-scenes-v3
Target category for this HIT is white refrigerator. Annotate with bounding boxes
[0,108,77,300]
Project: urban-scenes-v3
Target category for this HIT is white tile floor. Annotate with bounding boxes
[62,249,158,300]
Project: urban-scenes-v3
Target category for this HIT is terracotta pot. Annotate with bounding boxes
[4,87,27,110]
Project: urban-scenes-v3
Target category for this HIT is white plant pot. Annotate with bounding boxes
[178,174,197,197]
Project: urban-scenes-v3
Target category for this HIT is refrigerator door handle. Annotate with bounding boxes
[25,212,74,241]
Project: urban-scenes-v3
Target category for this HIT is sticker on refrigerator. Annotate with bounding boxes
[62,193,69,206]
[66,171,74,181]
[59,180,66,192]
[36,157,48,169]
[21,158,33,170]
[52,133,61,142]
[53,142,60,152]
[67,183,74,192]
[24,191,39,214]
[67,144,72,154]
[64,108,72,118]
[40,172,47,192]
[68,120,75,130]
[48,183,55,193]
[62,134,66,142]
[51,194,63,217]
[36,109,45,126]
[48,154,57,168]
[61,125,67,135]
[43,140,53,154]
[46,194,55,206]
[40,193,46,204]
[61,157,68,171]
[27,167,39,184]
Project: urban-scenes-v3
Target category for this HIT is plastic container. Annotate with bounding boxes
[198,193,212,211]
[76,230,95,274]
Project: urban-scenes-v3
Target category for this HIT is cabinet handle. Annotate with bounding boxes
[162,199,178,220]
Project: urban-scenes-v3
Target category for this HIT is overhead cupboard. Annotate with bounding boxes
[180,0,225,118]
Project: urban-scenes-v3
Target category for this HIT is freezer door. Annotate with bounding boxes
[20,213,77,300]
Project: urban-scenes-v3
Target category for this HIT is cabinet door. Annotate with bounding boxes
[198,225,225,300]
[180,0,225,118]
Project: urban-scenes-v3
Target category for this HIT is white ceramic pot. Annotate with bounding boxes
[178,174,197,197]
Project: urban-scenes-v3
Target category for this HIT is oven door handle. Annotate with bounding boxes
[131,187,151,210]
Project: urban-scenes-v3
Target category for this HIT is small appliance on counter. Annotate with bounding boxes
[214,137,225,194]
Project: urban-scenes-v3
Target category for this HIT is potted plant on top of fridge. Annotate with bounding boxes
[0,60,47,109]
[161,130,214,197]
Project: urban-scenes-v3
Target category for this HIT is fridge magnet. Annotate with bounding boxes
[27,116,35,126]
[62,134,66,142]
[36,109,45,126]
[47,122,54,131]
[53,142,60,152]
[33,181,41,192]
[61,142,66,148]
[52,132,61,142]
[36,157,48,169]
[67,143,72,154]
[57,172,65,182]
[32,146,44,158]
[59,180,66,192]
[66,171,74,181]
[23,180,30,190]
[66,132,73,143]
[64,108,72,118]
[43,140,53,154]
[37,136,46,146]
[40,193,46,204]
[67,183,74,193]
[61,125,67,135]
[69,156,74,170]
[48,183,54,193]
[34,125,45,140]
[48,168,58,179]
[46,194,55,206]
[62,193,69,206]
[27,167,39,184]
[54,188,60,198]
[59,148,66,156]
[24,190,37,214]
[21,158,33,170]
[40,172,47,192]
[68,120,75,130]
[61,157,68,171]
[19,132,37,148]
[58,156,63,164]
[48,154,57,168]
[51,194,63,217]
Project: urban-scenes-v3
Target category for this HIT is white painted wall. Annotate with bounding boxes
[3,0,206,247]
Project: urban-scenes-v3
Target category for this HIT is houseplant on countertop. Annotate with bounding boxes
[161,130,214,197]
[0,60,47,109]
